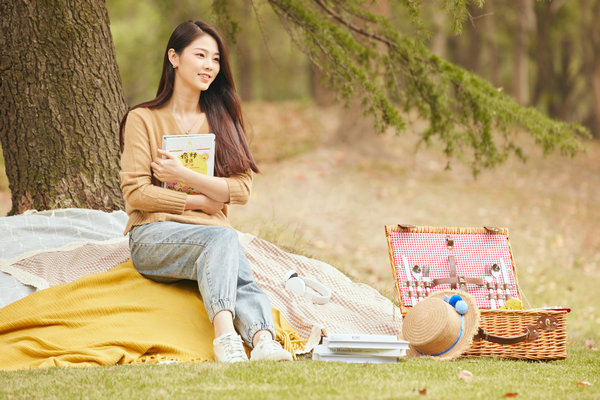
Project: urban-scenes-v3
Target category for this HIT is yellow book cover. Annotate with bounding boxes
[161,134,215,194]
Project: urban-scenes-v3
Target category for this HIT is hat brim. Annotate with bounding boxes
[403,290,480,360]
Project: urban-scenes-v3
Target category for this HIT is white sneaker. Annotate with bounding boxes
[213,332,249,363]
[250,336,294,361]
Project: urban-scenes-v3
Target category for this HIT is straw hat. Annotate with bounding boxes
[402,290,480,360]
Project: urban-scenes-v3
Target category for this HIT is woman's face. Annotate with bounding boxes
[170,34,221,92]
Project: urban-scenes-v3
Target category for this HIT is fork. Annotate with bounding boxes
[485,265,497,310]
[422,266,431,297]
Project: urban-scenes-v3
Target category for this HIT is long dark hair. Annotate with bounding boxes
[119,20,259,176]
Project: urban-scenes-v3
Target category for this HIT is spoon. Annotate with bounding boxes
[491,263,504,307]
[412,265,423,300]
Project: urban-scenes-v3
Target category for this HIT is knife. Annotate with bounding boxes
[500,258,512,300]
[402,255,416,306]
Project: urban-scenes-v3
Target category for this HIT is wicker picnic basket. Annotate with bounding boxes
[385,224,568,360]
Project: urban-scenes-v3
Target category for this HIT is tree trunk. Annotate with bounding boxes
[430,11,447,59]
[532,2,555,111]
[333,0,390,144]
[235,0,254,101]
[480,1,500,87]
[513,0,534,105]
[589,62,600,138]
[581,0,600,138]
[310,63,336,107]
[0,0,126,215]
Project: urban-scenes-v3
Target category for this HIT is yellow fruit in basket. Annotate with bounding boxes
[500,298,523,310]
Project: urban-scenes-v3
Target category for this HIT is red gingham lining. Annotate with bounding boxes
[389,232,519,309]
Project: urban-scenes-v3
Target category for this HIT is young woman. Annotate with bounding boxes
[119,20,292,363]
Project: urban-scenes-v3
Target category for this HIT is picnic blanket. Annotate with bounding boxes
[0,260,301,370]
[0,208,402,369]
[0,209,130,290]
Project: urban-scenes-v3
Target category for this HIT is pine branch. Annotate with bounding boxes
[260,0,589,174]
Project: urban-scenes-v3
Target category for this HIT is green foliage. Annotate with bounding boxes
[212,0,240,44]
[259,0,589,175]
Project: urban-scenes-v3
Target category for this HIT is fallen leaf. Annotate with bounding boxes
[576,381,591,386]
[504,393,518,397]
[457,369,473,382]
[418,388,427,395]
[585,338,597,350]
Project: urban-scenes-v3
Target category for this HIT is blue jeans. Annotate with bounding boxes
[129,221,275,346]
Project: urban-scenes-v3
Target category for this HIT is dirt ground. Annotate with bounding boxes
[1,102,599,340]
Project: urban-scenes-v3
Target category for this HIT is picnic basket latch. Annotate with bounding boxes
[474,315,559,345]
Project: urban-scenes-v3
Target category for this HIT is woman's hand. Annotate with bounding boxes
[151,149,186,183]
[185,194,225,215]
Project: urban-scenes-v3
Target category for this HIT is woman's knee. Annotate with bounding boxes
[208,227,240,249]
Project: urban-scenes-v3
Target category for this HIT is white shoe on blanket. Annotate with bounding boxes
[250,336,293,361]
[213,332,249,363]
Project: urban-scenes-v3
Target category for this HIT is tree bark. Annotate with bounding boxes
[235,0,254,101]
[513,0,534,105]
[481,1,500,87]
[581,0,600,138]
[333,0,389,144]
[430,11,447,59]
[532,3,555,112]
[0,0,126,215]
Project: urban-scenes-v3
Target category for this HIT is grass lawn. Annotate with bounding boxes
[1,345,597,399]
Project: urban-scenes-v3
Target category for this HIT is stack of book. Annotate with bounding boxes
[312,333,409,364]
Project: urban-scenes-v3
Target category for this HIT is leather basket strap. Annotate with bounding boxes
[473,315,559,344]
[474,326,540,344]
[448,255,458,289]
[432,276,485,287]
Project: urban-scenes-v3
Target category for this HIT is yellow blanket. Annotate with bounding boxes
[0,260,304,370]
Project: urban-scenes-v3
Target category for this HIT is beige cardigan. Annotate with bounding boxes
[120,105,253,235]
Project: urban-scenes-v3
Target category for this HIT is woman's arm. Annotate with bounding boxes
[185,194,225,214]
[152,148,230,202]
[121,111,187,214]
[151,148,252,204]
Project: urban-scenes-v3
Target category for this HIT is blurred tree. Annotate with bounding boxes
[532,2,578,123]
[107,0,214,106]
[109,0,312,105]
[581,0,600,138]
[0,0,126,214]
[261,0,588,173]
[435,1,599,138]
[513,0,534,105]
[331,0,390,147]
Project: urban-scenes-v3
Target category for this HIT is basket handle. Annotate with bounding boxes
[474,315,559,345]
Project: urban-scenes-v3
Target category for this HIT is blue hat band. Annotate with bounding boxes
[417,315,464,357]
